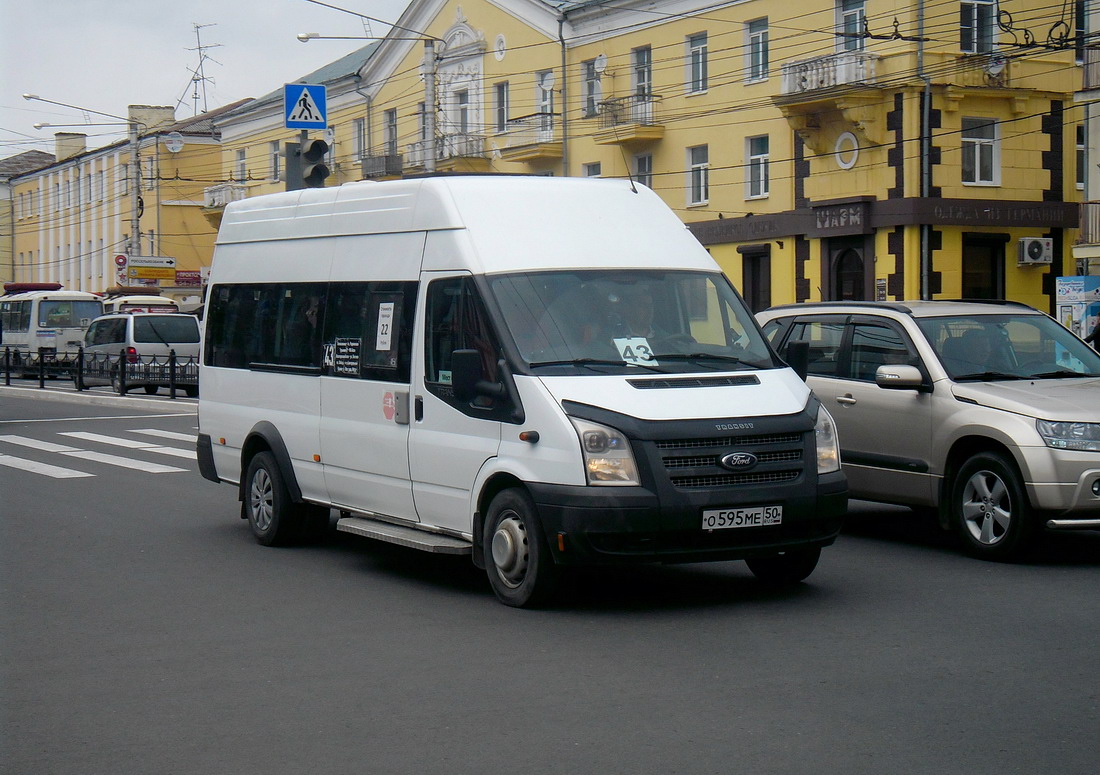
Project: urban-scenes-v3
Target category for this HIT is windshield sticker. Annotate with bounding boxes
[613,337,659,366]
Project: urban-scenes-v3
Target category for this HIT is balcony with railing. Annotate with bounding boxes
[1078,202,1100,246]
[499,114,561,162]
[203,182,247,209]
[361,154,403,178]
[1084,46,1100,92]
[779,51,879,99]
[593,94,665,145]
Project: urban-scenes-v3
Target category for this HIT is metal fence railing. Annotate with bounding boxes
[2,346,199,398]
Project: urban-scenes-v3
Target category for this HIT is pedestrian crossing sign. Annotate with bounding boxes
[284,84,327,129]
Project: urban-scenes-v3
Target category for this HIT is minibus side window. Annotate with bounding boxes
[206,282,325,370]
[424,277,512,420]
[322,282,417,382]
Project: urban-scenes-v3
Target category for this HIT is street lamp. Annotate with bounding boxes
[23,94,144,256]
[297,26,441,174]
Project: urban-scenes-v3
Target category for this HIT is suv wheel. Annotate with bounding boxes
[949,452,1035,561]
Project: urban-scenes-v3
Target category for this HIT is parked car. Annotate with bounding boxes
[757,300,1100,560]
[79,312,200,396]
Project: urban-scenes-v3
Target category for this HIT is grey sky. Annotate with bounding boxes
[1,0,409,157]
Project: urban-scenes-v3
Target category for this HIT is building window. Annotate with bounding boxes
[635,153,653,188]
[494,82,509,133]
[747,18,769,81]
[961,0,996,54]
[416,103,427,142]
[582,59,602,117]
[688,145,709,205]
[536,71,555,137]
[353,118,366,160]
[454,90,470,134]
[747,135,770,198]
[687,33,708,93]
[235,150,247,182]
[384,109,398,156]
[961,117,998,185]
[584,162,602,177]
[270,141,281,181]
[1077,124,1085,190]
[633,46,652,97]
[838,0,865,52]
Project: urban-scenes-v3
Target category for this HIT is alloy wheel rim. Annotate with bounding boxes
[250,469,274,531]
[961,469,1011,545]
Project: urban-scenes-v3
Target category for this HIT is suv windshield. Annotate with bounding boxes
[917,313,1100,380]
[488,270,775,374]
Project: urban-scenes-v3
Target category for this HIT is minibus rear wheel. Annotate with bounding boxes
[483,488,558,608]
[245,451,305,546]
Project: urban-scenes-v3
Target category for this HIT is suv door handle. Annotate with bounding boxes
[835,395,857,405]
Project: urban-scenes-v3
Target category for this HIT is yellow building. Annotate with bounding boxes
[206,0,1084,312]
[10,101,248,302]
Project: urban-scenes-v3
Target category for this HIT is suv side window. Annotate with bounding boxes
[849,322,911,381]
[784,318,845,377]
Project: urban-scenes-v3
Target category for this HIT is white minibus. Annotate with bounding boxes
[197,176,847,607]
[101,287,181,314]
[1,283,104,374]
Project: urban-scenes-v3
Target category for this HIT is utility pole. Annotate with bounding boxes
[424,39,437,173]
[128,119,141,257]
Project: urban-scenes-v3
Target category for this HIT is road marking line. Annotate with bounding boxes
[60,431,157,448]
[0,454,95,479]
[58,450,186,473]
[0,435,81,453]
[130,429,196,442]
[0,413,196,424]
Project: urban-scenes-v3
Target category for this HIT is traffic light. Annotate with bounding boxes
[284,139,330,191]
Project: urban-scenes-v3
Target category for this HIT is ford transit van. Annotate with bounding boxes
[197,176,847,607]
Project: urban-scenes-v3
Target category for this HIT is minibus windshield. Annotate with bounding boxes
[489,270,776,374]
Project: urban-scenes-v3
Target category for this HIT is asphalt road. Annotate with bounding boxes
[2,387,1098,775]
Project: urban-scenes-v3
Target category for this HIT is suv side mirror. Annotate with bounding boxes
[784,340,809,381]
[875,364,925,390]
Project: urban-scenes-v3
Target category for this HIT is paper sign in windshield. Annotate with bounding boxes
[613,337,658,366]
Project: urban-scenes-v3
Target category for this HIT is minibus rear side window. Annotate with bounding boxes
[322,282,417,382]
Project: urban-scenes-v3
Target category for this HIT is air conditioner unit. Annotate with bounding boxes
[1018,237,1053,266]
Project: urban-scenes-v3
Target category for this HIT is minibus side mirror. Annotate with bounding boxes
[784,340,809,381]
[451,349,506,402]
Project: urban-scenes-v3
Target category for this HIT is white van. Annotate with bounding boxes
[197,176,847,607]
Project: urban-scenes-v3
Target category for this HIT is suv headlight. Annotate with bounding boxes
[815,405,842,474]
[569,417,640,486]
[1036,419,1100,452]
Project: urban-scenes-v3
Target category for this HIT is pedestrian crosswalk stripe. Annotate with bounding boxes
[0,434,80,453]
[131,429,196,442]
[59,450,186,474]
[60,431,194,460]
[0,454,94,479]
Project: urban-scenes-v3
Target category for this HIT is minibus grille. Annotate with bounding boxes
[628,375,760,389]
[654,432,806,490]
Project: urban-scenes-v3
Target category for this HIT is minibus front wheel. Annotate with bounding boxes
[245,451,306,546]
[484,488,558,608]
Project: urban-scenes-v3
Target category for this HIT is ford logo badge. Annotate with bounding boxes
[720,452,758,471]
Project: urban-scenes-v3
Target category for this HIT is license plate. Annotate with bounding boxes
[702,505,782,530]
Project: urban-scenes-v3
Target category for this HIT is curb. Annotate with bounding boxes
[0,384,198,414]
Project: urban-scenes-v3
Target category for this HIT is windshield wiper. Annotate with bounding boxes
[650,353,767,369]
[952,371,1028,382]
[528,357,664,373]
[1026,369,1089,379]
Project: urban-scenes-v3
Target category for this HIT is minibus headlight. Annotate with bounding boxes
[1036,419,1100,452]
[815,405,842,474]
[569,417,640,486]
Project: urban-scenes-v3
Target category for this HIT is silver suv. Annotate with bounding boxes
[756,300,1100,560]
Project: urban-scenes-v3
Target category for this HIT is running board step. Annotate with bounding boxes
[336,516,472,555]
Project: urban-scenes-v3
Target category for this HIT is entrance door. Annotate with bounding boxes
[833,248,865,300]
[408,273,506,535]
[961,240,1005,299]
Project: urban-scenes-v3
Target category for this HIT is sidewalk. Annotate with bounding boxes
[0,380,198,413]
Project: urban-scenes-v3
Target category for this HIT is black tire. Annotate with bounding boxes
[143,385,159,395]
[483,488,558,608]
[949,452,1035,561]
[244,451,306,546]
[746,547,821,586]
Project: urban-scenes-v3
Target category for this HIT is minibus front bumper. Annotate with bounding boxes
[527,471,847,566]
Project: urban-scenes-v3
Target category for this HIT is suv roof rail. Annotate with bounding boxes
[936,298,1034,309]
[762,300,913,314]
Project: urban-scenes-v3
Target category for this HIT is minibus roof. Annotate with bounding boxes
[215,176,717,275]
